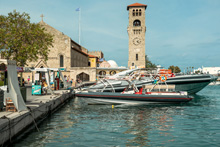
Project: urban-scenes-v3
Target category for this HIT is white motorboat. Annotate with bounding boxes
[75,83,193,105]
[82,69,217,94]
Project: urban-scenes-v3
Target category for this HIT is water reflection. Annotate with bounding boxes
[120,106,177,146]
[13,85,220,146]
[71,99,186,146]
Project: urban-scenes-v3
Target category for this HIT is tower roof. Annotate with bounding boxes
[127,3,147,10]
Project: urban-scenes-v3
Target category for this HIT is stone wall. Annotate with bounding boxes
[88,51,104,59]
[70,67,97,82]
[27,21,72,70]
[26,21,89,71]
[81,46,88,54]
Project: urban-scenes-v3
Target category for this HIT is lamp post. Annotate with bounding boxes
[31,64,34,84]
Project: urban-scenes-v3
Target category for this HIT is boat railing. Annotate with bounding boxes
[143,84,175,92]
[86,70,172,93]
[100,79,115,93]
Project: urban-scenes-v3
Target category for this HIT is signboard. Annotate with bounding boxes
[34,73,40,81]
[32,85,41,95]
[58,68,66,71]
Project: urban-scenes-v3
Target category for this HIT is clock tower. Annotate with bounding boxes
[127,3,147,68]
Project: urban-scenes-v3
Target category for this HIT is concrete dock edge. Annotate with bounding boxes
[0,90,74,146]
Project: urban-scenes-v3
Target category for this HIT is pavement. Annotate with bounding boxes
[0,88,73,146]
[0,83,73,117]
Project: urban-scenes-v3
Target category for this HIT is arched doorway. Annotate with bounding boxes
[77,72,90,82]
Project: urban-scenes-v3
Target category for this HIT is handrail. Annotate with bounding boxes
[103,79,115,93]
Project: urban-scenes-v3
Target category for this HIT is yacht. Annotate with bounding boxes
[82,69,217,94]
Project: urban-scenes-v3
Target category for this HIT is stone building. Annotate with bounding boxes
[127,3,147,68]
[97,60,127,79]
[22,20,98,82]
[26,21,88,70]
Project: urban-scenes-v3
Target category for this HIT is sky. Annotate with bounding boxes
[0,0,220,71]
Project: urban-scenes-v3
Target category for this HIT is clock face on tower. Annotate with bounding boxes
[133,37,141,45]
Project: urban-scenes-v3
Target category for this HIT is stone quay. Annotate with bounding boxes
[0,88,74,146]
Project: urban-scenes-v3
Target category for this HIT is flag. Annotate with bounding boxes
[76,8,80,11]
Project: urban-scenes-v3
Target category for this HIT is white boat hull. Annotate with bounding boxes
[79,97,180,105]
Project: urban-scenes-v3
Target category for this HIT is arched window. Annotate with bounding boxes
[139,9,142,16]
[110,71,116,75]
[136,54,138,61]
[133,20,141,27]
[136,9,138,16]
[132,63,134,66]
[99,71,106,78]
[60,55,64,67]
[99,71,106,75]
[133,9,135,16]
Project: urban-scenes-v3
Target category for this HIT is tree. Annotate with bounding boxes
[0,10,53,66]
[168,65,181,73]
[145,55,157,68]
[0,10,53,86]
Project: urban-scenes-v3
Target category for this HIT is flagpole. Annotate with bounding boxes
[79,7,81,45]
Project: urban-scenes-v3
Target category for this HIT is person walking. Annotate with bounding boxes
[27,76,30,85]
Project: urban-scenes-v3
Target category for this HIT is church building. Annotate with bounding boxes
[23,20,99,82]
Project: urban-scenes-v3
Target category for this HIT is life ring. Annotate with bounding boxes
[159,75,167,82]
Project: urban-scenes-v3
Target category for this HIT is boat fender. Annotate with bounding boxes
[159,75,167,82]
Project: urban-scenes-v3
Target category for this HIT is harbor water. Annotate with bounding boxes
[13,85,220,147]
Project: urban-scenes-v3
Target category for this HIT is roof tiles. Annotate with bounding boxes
[127,3,147,10]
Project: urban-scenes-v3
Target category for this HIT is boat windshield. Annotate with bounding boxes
[111,69,138,77]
